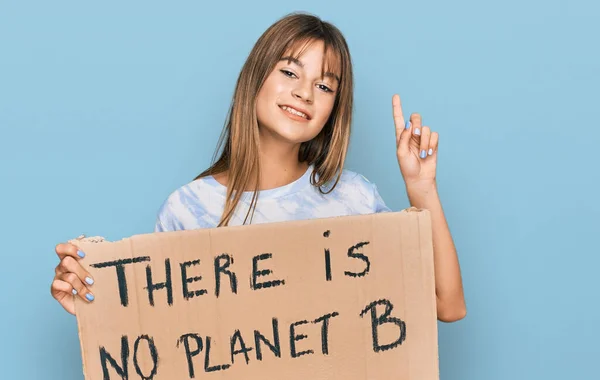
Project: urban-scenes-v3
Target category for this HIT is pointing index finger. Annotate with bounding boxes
[392,94,407,142]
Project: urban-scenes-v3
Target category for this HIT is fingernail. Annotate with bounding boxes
[77,250,85,258]
[72,289,77,295]
[405,121,410,129]
[85,277,94,285]
[415,128,421,135]
[420,150,427,159]
[86,293,94,301]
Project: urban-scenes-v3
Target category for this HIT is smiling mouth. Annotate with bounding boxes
[279,105,311,120]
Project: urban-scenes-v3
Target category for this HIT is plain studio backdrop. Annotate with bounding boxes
[1,1,598,379]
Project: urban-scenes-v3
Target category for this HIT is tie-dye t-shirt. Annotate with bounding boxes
[154,165,391,232]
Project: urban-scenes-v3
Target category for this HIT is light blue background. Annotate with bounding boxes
[1,0,598,379]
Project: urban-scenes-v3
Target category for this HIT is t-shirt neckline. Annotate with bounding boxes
[205,165,314,200]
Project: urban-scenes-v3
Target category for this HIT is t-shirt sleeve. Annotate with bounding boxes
[154,217,170,233]
[370,183,392,213]
[354,172,392,213]
[153,181,220,232]
[153,192,186,232]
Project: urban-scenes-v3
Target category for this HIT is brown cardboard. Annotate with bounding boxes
[72,208,438,380]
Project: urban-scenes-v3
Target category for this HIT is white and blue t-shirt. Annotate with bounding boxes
[154,165,391,232]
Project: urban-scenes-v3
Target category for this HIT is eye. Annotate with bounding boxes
[280,69,297,78]
[317,84,334,93]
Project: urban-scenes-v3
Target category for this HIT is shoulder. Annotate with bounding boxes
[321,168,391,214]
[154,176,225,232]
[329,168,374,191]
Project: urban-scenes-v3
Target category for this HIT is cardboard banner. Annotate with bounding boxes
[73,209,438,379]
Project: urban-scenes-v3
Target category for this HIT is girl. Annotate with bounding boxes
[51,12,466,322]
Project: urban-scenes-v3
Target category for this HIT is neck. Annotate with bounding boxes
[257,139,308,190]
[211,133,310,191]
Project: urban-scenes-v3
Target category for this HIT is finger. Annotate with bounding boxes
[410,113,423,145]
[398,120,412,157]
[59,272,95,302]
[392,94,407,144]
[57,256,95,288]
[51,278,73,296]
[50,279,77,315]
[429,132,439,156]
[56,242,86,261]
[420,126,431,159]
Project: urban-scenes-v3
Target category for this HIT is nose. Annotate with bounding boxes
[292,82,313,104]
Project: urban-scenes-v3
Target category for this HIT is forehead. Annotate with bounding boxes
[282,38,342,76]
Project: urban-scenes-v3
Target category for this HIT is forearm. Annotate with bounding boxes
[406,181,466,322]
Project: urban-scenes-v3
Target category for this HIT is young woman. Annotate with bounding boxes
[51,12,466,322]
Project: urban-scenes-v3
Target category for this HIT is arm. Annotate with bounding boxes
[406,181,466,322]
[391,93,466,323]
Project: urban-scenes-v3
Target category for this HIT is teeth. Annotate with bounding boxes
[281,106,308,119]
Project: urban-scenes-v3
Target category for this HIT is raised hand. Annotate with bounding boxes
[392,94,439,185]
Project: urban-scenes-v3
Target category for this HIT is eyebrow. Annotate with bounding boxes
[279,56,340,83]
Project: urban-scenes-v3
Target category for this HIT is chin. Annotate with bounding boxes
[258,108,321,144]
[261,124,318,146]
[269,127,315,145]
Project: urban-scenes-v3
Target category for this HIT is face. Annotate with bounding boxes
[255,39,340,147]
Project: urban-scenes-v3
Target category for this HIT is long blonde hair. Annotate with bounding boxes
[195,12,354,227]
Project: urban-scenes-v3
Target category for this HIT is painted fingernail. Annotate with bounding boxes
[77,250,85,258]
[72,289,77,295]
[405,121,410,129]
[420,150,427,159]
[415,128,421,135]
[428,148,433,155]
[85,277,94,285]
[86,293,94,301]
